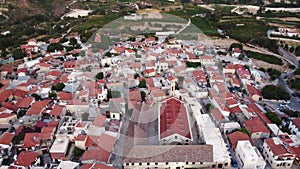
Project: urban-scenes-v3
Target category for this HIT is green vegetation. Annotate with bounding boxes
[232,128,250,136]
[265,111,282,126]
[49,91,57,98]
[52,83,65,91]
[296,46,300,56]
[281,109,300,118]
[47,43,64,52]
[95,72,104,80]
[229,43,243,50]
[12,48,26,60]
[288,78,300,91]
[140,91,146,102]
[107,90,121,99]
[72,147,84,160]
[267,68,281,80]
[12,135,24,145]
[261,85,290,100]
[246,51,283,65]
[186,61,201,68]
[205,103,213,112]
[31,93,42,100]
[81,112,89,121]
[138,79,147,88]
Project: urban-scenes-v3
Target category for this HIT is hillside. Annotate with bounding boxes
[0,0,72,22]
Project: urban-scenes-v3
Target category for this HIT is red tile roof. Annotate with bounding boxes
[244,117,270,135]
[211,108,225,121]
[23,133,52,149]
[226,98,238,106]
[159,97,191,139]
[81,148,111,162]
[47,120,60,127]
[46,71,62,77]
[41,126,56,133]
[0,113,16,119]
[57,92,73,100]
[129,89,141,102]
[50,153,65,160]
[18,97,34,108]
[0,89,14,103]
[227,131,253,149]
[49,105,64,116]
[246,85,261,96]
[39,62,51,68]
[0,132,14,145]
[75,134,88,142]
[63,60,76,68]
[265,138,295,156]
[92,115,106,127]
[14,151,38,167]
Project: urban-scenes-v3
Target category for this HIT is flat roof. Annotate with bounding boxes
[49,136,69,153]
[123,145,213,163]
[196,114,230,163]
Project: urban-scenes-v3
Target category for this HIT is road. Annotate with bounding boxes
[278,47,299,68]
[277,74,300,111]
[267,30,300,43]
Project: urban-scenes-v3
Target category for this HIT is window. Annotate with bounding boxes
[212,164,216,168]
[192,162,195,164]
[155,162,158,165]
[166,162,168,165]
[186,162,189,165]
[112,114,115,118]
[174,136,177,139]
[126,163,129,166]
[139,163,142,166]
[131,163,134,166]
[147,163,150,165]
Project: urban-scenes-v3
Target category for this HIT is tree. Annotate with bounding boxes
[49,91,57,98]
[138,79,147,88]
[229,43,243,50]
[295,46,300,56]
[69,37,78,46]
[31,93,42,100]
[47,43,63,52]
[261,85,290,100]
[140,91,146,102]
[107,90,121,99]
[12,48,26,60]
[95,72,104,79]
[81,112,89,121]
[72,147,84,157]
[186,61,201,68]
[52,83,65,91]
[266,111,282,126]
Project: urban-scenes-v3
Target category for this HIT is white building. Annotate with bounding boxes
[235,140,266,169]
[262,137,296,169]
[289,118,300,139]
[49,136,70,162]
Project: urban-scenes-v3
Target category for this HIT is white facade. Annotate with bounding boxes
[155,62,168,71]
[288,120,300,139]
[236,140,266,169]
[262,138,295,169]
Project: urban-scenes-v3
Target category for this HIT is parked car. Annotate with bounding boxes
[231,158,238,167]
